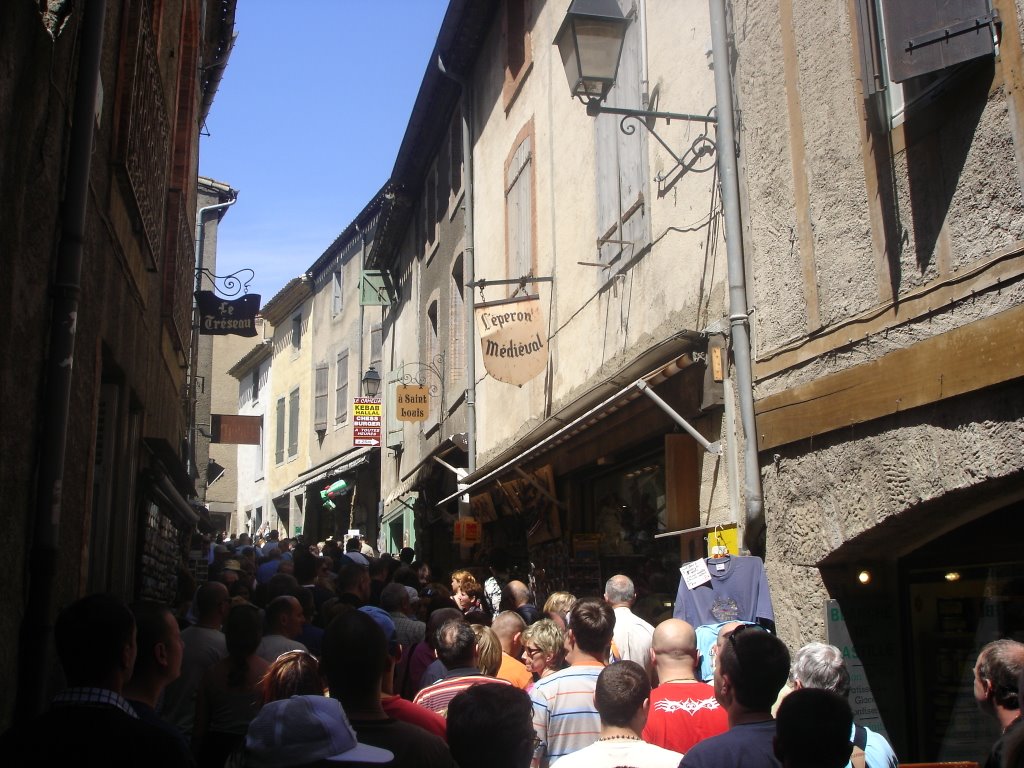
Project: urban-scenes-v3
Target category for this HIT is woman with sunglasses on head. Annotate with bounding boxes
[520,618,565,688]
[260,649,325,703]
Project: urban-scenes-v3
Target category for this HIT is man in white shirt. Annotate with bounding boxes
[255,595,308,662]
[553,660,682,768]
[604,574,654,674]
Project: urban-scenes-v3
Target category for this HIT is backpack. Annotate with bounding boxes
[851,723,868,768]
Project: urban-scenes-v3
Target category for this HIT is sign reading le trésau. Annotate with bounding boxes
[396,385,429,422]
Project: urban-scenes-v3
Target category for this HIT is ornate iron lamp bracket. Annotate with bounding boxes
[585,100,718,181]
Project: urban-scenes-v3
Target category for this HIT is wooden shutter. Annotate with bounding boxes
[879,0,996,83]
[505,133,533,288]
[595,0,648,269]
[385,368,404,449]
[335,351,349,424]
[449,256,465,391]
[275,397,285,464]
[314,364,329,431]
[288,389,299,457]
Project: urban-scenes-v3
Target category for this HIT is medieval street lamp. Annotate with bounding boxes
[554,0,718,181]
[361,366,382,398]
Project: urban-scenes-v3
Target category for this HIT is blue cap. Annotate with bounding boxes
[359,605,399,654]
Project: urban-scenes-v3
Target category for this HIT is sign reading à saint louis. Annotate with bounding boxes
[195,291,260,337]
[395,385,429,422]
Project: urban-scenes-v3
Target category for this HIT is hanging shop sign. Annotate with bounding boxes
[352,397,381,446]
[395,385,429,422]
[476,295,547,386]
[195,291,260,336]
[453,516,481,545]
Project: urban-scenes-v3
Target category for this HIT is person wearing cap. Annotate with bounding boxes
[360,605,448,740]
[243,695,393,767]
[380,583,426,697]
[321,610,457,767]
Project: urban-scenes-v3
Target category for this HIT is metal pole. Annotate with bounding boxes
[17,0,107,721]
[709,0,765,553]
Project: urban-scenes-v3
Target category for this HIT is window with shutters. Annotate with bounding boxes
[424,299,441,433]
[332,269,344,318]
[335,350,349,425]
[251,367,260,403]
[288,388,299,458]
[275,396,286,465]
[291,314,302,355]
[450,103,463,202]
[503,0,533,110]
[855,0,999,129]
[449,255,465,393]
[385,367,404,450]
[595,0,649,275]
[314,364,329,432]
[505,124,535,296]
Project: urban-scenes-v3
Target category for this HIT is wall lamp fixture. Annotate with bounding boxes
[555,0,718,180]
[361,366,382,398]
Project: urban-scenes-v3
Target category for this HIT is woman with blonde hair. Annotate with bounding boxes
[471,624,503,677]
[520,619,565,685]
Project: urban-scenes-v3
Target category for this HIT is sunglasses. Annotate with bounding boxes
[524,646,545,657]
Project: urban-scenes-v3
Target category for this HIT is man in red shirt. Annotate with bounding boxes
[643,618,728,753]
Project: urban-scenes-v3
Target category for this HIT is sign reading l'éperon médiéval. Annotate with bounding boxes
[475,295,547,386]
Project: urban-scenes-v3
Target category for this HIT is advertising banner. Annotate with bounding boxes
[352,397,381,446]
[476,295,547,386]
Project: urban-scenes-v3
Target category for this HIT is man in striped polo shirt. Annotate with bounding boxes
[414,619,511,716]
[529,598,615,767]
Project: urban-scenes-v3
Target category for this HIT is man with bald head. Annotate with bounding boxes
[492,611,533,689]
[508,580,541,625]
[644,619,728,753]
[605,574,655,673]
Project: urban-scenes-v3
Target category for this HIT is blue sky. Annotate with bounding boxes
[199,2,450,302]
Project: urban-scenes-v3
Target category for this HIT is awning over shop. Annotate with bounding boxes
[281,445,375,496]
[436,331,714,507]
[383,433,468,509]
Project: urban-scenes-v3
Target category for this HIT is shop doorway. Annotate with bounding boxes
[901,502,1024,762]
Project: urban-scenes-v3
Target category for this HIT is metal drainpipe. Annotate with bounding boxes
[709,0,765,553]
[17,0,107,721]
[437,56,477,475]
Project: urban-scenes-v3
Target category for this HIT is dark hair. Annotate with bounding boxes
[426,608,464,651]
[399,547,416,565]
[322,609,388,700]
[380,582,410,613]
[291,548,319,584]
[265,573,300,601]
[448,684,536,768]
[978,639,1024,710]
[392,566,420,590]
[265,595,298,631]
[775,688,854,768]
[55,594,135,686]
[437,619,478,668]
[130,601,174,677]
[595,660,649,726]
[338,562,368,593]
[368,558,387,579]
[195,581,228,618]
[224,604,263,687]
[718,627,790,711]
[346,536,362,553]
[568,598,615,655]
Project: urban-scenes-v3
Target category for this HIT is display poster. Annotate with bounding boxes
[352,397,381,446]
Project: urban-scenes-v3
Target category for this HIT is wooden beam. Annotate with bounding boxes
[754,304,1024,450]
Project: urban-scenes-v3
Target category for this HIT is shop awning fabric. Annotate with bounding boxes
[281,446,374,495]
[436,332,718,508]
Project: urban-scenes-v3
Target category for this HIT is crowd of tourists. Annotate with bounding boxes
[3,532,1023,768]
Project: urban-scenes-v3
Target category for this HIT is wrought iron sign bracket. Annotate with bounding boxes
[195,267,254,297]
